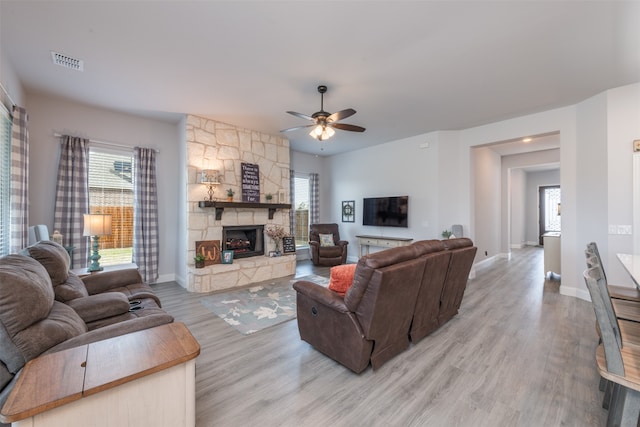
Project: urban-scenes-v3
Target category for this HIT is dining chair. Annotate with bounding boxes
[584,265,640,426]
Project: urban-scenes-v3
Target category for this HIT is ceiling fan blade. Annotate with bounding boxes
[330,123,366,133]
[280,124,314,133]
[327,108,356,123]
[286,111,314,121]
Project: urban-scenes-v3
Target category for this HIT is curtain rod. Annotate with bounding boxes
[0,82,16,108]
[53,133,160,153]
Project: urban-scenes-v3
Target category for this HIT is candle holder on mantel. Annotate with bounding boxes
[200,169,220,202]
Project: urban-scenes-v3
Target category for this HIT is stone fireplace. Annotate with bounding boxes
[222,225,264,259]
[185,115,295,293]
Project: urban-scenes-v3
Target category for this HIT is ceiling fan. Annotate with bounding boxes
[281,85,365,141]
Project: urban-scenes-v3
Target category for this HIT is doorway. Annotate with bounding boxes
[538,185,561,245]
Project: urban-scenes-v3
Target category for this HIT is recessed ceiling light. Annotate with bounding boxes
[523,138,532,143]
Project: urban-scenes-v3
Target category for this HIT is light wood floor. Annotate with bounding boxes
[152,247,607,426]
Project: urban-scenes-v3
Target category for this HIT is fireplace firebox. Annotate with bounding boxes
[222,225,264,259]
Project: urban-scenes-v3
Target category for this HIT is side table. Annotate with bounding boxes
[0,323,200,427]
[71,262,138,278]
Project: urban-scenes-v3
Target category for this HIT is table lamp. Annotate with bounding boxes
[83,213,112,272]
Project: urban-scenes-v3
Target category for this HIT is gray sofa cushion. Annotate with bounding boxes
[66,293,131,323]
[23,240,71,286]
[13,301,87,362]
[24,241,89,301]
[55,272,89,302]
[0,361,12,393]
[0,255,86,373]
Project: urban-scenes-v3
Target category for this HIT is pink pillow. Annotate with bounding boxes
[328,264,357,296]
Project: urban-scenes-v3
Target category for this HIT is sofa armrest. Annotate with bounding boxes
[65,293,131,324]
[293,280,349,313]
[82,268,144,295]
[337,240,348,247]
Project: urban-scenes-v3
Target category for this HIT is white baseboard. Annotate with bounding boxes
[151,273,176,284]
[560,284,591,302]
[510,243,525,249]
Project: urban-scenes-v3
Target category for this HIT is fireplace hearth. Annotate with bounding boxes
[222,225,264,259]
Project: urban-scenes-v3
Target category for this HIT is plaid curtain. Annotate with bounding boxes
[9,106,28,252]
[289,169,295,237]
[54,135,89,268]
[133,147,159,282]
[309,172,319,225]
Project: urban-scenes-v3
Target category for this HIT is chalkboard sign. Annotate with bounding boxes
[282,236,296,254]
[241,162,260,202]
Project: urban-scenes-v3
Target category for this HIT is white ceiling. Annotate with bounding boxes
[1,1,639,157]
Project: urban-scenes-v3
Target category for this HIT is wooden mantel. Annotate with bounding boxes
[198,201,291,220]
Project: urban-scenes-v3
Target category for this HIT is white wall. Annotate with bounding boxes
[0,50,24,108]
[25,92,183,283]
[325,133,440,261]
[605,83,640,287]
[472,146,502,261]
[509,168,526,248]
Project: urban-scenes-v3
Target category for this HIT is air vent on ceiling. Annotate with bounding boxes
[51,51,84,71]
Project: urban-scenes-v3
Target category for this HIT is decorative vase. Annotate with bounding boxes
[227,196,233,202]
[274,239,281,256]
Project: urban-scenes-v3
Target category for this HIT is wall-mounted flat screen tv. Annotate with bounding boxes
[362,196,409,228]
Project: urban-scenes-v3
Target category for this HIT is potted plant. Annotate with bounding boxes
[441,230,452,239]
[194,253,206,268]
[266,193,273,203]
[226,188,235,201]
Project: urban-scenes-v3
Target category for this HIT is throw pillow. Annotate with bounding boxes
[328,264,357,296]
[319,233,335,247]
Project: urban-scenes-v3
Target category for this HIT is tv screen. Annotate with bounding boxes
[362,196,408,228]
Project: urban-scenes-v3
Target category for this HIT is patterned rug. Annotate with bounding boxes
[200,274,329,335]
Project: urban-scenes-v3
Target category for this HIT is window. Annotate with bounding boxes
[0,105,11,256]
[88,149,134,265]
[294,175,310,247]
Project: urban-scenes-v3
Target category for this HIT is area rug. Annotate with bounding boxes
[200,274,329,335]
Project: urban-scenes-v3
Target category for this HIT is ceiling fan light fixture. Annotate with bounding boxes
[282,85,365,142]
[325,126,335,139]
[309,125,335,141]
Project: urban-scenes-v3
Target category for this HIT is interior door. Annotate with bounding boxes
[539,185,561,245]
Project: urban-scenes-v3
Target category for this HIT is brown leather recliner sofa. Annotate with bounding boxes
[308,223,349,266]
[293,238,477,373]
[0,241,173,408]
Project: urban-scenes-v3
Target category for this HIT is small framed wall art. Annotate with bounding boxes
[221,250,234,264]
[342,200,355,222]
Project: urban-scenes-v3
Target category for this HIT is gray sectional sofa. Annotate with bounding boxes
[0,240,173,409]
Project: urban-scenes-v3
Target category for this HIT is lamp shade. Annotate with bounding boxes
[309,126,335,141]
[83,214,112,237]
[200,169,220,184]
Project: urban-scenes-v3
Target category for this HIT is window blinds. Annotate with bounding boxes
[88,148,134,265]
[0,106,12,256]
